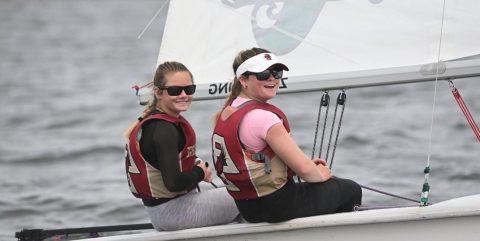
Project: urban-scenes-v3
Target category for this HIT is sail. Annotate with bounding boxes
[154,0,480,100]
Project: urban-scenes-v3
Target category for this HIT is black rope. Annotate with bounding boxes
[329,91,346,169]
[301,91,330,183]
[299,92,330,183]
[311,95,324,159]
[305,90,425,207]
[318,92,330,158]
[360,184,431,205]
[325,93,340,163]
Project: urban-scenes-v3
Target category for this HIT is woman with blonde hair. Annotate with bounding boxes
[125,61,239,231]
[212,48,362,223]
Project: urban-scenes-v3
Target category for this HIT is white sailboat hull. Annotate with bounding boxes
[86,194,480,241]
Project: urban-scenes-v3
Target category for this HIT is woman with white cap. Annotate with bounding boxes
[212,48,362,223]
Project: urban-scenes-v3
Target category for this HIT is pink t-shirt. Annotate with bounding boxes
[232,97,282,153]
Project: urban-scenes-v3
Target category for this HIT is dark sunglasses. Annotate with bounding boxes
[243,69,283,81]
[159,84,196,96]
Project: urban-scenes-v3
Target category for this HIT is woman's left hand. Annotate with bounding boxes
[196,161,213,183]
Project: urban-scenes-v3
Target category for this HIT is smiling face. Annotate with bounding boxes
[239,68,280,102]
[155,71,193,116]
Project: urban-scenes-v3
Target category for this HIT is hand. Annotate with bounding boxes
[196,160,213,183]
[312,158,327,166]
[316,164,332,182]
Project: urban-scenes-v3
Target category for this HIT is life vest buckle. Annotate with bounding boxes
[251,152,271,174]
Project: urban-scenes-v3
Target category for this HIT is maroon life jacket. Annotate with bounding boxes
[212,101,295,200]
[125,114,196,199]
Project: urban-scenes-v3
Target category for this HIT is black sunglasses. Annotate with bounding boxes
[243,69,283,81]
[159,84,196,96]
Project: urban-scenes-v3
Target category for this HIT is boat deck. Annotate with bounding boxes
[83,194,480,241]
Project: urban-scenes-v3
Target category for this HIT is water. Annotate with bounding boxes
[1,1,479,240]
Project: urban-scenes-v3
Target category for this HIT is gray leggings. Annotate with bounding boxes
[145,187,239,231]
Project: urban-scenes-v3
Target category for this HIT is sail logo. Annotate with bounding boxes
[208,77,288,95]
[222,0,382,55]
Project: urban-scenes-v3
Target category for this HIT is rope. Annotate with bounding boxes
[325,93,341,162]
[301,92,329,183]
[329,91,346,169]
[132,82,153,96]
[360,184,428,205]
[309,91,346,170]
[449,81,480,142]
[420,0,447,206]
[318,92,330,158]
[303,94,327,183]
[311,96,324,159]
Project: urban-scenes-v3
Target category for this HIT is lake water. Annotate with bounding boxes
[1,1,479,240]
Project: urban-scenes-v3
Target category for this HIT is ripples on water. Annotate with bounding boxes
[1,1,480,240]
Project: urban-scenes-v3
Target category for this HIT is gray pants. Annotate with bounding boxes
[145,187,240,231]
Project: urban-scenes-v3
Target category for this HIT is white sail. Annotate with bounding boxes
[153,0,480,100]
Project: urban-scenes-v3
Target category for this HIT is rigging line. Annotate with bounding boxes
[449,81,480,142]
[331,174,428,205]
[329,90,347,169]
[318,92,330,159]
[311,94,325,159]
[420,0,447,206]
[360,184,427,205]
[325,93,341,162]
[207,0,361,66]
[137,0,170,39]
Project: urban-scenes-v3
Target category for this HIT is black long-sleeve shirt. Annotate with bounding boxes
[139,112,204,206]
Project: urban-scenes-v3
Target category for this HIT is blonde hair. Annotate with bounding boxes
[213,47,270,122]
[143,61,193,116]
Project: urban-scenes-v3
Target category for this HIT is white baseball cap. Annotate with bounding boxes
[235,53,289,78]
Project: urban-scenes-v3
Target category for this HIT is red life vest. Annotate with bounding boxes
[212,101,295,200]
[125,113,196,199]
